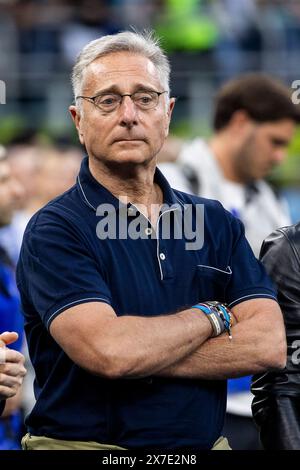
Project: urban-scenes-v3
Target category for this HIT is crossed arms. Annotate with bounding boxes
[50,298,286,380]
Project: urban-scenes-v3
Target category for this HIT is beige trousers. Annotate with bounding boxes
[22,433,231,450]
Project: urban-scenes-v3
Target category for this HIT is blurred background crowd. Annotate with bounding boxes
[1,0,300,210]
[0,0,300,450]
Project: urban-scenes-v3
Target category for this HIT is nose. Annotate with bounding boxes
[119,95,138,128]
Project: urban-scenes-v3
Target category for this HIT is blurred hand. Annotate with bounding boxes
[0,332,26,401]
[0,331,19,347]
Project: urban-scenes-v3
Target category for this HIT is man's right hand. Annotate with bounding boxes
[0,332,26,401]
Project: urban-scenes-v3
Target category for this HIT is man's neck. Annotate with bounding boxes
[88,157,163,225]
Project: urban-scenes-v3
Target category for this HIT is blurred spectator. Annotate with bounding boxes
[0,142,82,263]
[158,73,300,449]
[0,145,25,449]
[0,141,81,420]
[31,145,82,210]
[159,74,299,256]
[0,144,41,263]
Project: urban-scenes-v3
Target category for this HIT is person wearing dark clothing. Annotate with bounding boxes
[17,31,286,450]
[252,223,300,449]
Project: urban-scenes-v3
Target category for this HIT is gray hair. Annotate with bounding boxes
[71,31,170,102]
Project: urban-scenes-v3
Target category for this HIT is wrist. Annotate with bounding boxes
[191,306,214,337]
[192,301,233,339]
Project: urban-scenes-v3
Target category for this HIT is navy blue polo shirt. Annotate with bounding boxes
[17,157,276,449]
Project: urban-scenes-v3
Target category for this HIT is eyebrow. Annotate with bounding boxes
[91,84,160,96]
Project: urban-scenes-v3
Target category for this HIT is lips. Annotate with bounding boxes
[114,138,144,143]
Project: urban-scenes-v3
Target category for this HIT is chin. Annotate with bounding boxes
[112,152,151,165]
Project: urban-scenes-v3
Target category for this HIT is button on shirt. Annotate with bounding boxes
[17,157,277,449]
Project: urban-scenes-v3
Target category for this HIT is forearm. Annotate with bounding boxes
[96,309,213,378]
[157,304,287,380]
[54,303,213,379]
[157,325,255,380]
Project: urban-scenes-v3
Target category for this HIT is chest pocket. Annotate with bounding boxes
[195,265,232,303]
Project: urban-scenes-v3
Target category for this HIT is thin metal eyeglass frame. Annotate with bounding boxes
[76,90,168,110]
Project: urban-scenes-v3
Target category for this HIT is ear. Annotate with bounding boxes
[164,97,176,137]
[230,110,253,132]
[69,105,85,145]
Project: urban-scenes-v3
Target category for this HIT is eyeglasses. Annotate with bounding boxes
[76,90,168,112]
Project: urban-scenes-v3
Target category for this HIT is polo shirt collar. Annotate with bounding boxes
[77,156,182,212]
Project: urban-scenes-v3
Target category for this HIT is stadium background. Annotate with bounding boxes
[0,1,300,211]
[0,0,300,450]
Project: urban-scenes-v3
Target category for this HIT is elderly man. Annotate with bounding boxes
[17,31,286,450]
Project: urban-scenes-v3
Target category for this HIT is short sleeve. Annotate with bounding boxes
[225,214,277,308]
[17,210,112,330]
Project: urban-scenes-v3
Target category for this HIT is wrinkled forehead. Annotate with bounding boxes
[81,52,162,94]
